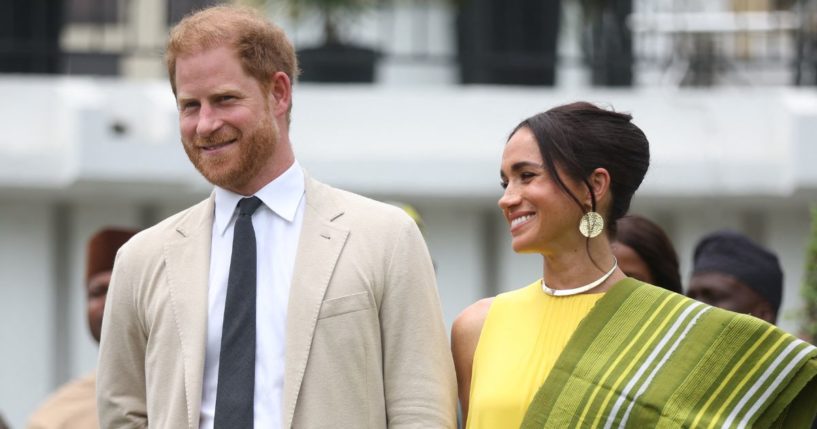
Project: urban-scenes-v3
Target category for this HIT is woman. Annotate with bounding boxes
[452,102,817,428]
[612,214,683,294]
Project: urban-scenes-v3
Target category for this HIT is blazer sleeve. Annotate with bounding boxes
[379,216,458,428]
[96,245,149,428]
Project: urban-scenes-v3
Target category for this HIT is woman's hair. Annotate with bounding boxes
[510,101,650,236]
[615,214,683,294]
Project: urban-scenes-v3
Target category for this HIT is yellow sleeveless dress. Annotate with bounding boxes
[466,280,604,429]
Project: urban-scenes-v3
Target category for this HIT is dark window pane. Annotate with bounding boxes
[66,0,119,24]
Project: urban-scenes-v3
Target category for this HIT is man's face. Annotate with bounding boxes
[687,272,775,323]
[87,271,112,343]
[175,45,278,195]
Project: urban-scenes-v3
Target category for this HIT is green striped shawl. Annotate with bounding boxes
[520,278,817,429]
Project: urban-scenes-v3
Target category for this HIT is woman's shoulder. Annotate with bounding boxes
[452,298,494,342]
[451,298,494,379]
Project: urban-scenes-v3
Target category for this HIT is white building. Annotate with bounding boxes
[1,0,816,426]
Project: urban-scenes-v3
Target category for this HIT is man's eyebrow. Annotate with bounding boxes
[176,95,196,105]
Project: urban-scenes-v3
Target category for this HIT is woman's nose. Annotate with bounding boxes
[498,185,520,210]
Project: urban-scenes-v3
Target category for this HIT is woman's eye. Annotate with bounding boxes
[500,181,508,189]
[520,172,536,181]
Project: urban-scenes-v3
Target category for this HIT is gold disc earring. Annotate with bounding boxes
[579,212,604,238]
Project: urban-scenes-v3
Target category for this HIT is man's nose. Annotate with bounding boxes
[196,104,223,137]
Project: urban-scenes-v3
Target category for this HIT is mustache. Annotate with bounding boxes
[193,128,241,147]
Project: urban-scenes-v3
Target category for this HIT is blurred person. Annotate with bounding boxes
[27,227,137,429]
[451,102,817,428]
[687,229,783,324]
[96,5,456,428]
[612,214,683,294]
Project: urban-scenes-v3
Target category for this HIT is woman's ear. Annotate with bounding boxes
[584,167,611,209]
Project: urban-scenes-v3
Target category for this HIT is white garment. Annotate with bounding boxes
[199,161,305,429]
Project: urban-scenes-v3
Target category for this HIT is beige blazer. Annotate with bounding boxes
[97,176,457,428]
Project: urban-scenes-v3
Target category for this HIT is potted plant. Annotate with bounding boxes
[579,0,634,86]
[284,0,381,83]
[455,0,561,86]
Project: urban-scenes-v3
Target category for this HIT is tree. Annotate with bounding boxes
[801,207,817,340]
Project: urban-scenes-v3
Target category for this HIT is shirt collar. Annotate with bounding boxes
[213,160,305,236]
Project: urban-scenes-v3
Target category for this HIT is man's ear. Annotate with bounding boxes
[268,71,291,118]
[584,167,611,208]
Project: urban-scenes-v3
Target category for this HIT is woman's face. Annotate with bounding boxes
[498,127,585,254]
[611,242,654,284]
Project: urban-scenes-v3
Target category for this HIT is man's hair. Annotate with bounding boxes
[86,227,139,282]
[692,230,784,316]
[165,5,299,98]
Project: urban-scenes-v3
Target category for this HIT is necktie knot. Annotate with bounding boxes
[238,196,263,217]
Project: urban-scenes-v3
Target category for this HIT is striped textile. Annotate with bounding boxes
[521,278,817,429]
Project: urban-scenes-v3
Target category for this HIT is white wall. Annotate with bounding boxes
[2,81,817,427]
[419,203,488,327]
[0,202,58,427]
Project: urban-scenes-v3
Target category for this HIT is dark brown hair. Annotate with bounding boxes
[615,214,683,294]
[511,101,650,236]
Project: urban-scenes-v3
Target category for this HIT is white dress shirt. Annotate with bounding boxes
[199,161,305,429]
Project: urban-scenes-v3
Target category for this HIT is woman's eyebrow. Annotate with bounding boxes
[509,161,544,172]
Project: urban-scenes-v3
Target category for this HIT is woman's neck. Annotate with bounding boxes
[541,237,624,294]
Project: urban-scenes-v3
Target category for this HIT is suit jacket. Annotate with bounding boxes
[97,176,457,428]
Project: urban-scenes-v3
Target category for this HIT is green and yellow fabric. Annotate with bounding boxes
[521,278,817,429]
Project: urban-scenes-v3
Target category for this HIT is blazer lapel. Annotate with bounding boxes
[282,177,349,428]
[163,194,214,429]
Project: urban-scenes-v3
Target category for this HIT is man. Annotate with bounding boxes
[28,227,137,428]
[96,5,456,429]
[687,229,783,324]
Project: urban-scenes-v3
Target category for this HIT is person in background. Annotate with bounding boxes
[96,5,455,428]
[687,229,783,324]
[27,227,137,429]
[612,214,683,294]
[452,101,817,428]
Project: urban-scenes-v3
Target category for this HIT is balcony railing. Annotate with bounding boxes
[1,0,816,87]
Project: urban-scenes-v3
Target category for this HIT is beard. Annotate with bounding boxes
[182,117,277,193]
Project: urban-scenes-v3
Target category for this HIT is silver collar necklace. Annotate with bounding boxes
[541,257,618,297]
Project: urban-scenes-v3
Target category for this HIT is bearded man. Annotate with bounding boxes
[96,5,456,428]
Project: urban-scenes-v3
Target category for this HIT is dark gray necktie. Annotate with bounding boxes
[214,196,262,429]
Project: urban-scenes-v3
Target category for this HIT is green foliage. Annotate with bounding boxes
[801,207,817,340]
